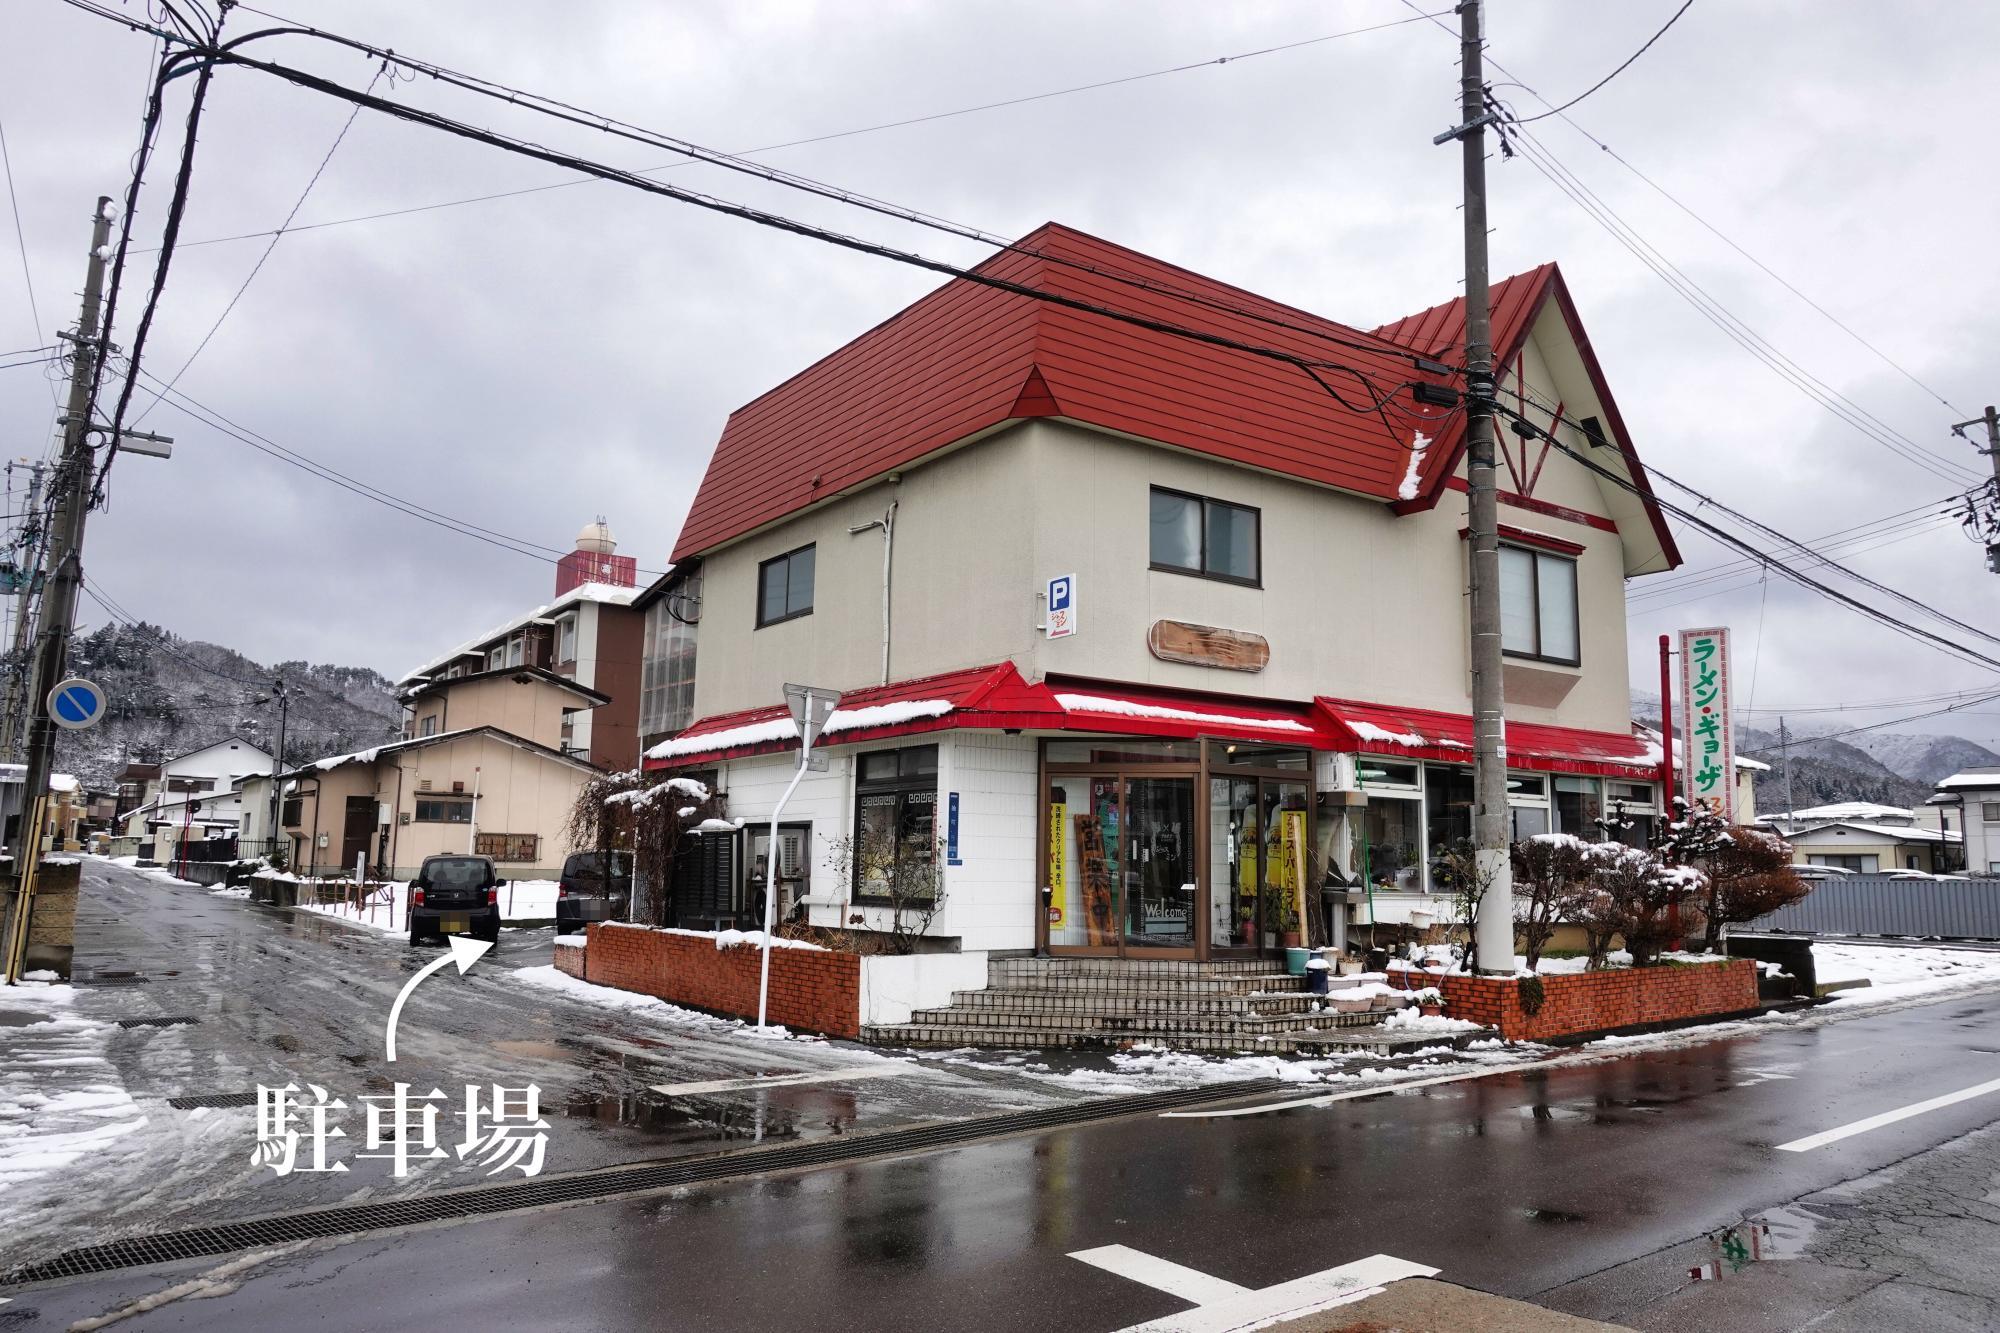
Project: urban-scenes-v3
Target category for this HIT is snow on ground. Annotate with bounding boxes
[142,868,199,888]
[208,885,251,899]
[511,963,833,1048]
[1813,941,2000,1005]
[297,878,560,934]
[1379,1009,1484,1034]
[0,981,147,1233]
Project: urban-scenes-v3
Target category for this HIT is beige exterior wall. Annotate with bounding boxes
[281,763,377,876]
[689,309,1634,736]
[380,733,586,879]
[407,674,570,751]
[1786,828,1944,874]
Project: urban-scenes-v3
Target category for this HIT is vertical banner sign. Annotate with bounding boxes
[1045,574,1076,639]
[1678,627,1735,821]
[1047,802,1067,925]
[946,792,961,865]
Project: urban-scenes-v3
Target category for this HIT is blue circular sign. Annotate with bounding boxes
[48,677,106,730]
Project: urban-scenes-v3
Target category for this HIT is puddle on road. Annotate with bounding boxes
[1749,1205,1823,1259]
[0,1008,46,1028]
[1523,1206,1588,1224]
[563,1090,785,1146]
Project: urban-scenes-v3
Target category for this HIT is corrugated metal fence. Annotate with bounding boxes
[1748,876,2000,939]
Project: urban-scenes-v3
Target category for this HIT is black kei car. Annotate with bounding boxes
[555,850,632,935]
[409,854,504,947]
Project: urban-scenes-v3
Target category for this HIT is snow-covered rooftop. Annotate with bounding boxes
[1936,767,2000,791]
[397,581,639,684]
[1787,801,1916,823]
[1785,820,1960,844]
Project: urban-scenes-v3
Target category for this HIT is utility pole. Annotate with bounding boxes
[1438,0,1514,974]
[0,460,48,760]
[266,677,289,859]
[1952,406,2000,573]
[1778,716,1796,831]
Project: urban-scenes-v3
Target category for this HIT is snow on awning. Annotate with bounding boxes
[1048,685,1334,747]
[1317,697,1662,778]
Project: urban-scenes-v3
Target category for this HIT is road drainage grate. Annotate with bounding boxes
[166,1092,260,1110]
[4,1077,1284,1286]
[75,974,149,986]
[114,1015,200,1030]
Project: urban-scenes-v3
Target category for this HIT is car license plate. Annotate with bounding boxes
[441,916,468,934]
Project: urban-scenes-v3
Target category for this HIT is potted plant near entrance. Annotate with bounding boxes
[1410,986,1446,1017]
[1271,891,1301,952]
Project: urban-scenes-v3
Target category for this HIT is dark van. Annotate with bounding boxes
[556,850,632,935]
[409,854,504,947]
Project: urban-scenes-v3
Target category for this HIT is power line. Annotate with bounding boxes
[1737,688,2000,756]
[1513,1,1694,124]
[0,112,56,409]
[1494,398,2000,675]
[150,9,1450,255]
[1738,686,2000,717]
[1629,495,1957,599]
[131,60,389,428]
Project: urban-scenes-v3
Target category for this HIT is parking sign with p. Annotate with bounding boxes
[1045,574,1076,639]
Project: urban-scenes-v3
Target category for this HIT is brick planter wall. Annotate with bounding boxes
[569,924,863,1039]
[1423,959,1758,1042]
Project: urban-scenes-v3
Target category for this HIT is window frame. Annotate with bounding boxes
[1147,486,1262,588]
[414,797,473,824]
[849,745,940,907]
[1981,801,2000,824]
[1498,541,1582,667]
[756,544,817,628]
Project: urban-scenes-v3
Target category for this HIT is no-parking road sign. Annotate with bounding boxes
[47,677,107,730]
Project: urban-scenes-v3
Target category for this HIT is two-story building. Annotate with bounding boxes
[1932,767,2000,874]
[397,520,647,772]
[280,667,606,879]
[644,223,1691,960]
[120,737,275,862]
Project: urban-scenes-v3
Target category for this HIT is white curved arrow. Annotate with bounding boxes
[386,935,490,1061]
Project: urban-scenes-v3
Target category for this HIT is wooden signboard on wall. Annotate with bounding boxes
[1147,620,1270,673]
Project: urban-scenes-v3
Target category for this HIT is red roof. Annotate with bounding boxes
[1317,697,1663,778]
[677,224,1474,562]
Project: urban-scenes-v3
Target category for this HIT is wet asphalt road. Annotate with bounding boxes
[10,894,2000,1331]
[2,860,1069,1269]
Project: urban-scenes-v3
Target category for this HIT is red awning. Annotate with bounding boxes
[1045,681,1337,748]
[643,663,1061,768]
[1315,697,1662,779]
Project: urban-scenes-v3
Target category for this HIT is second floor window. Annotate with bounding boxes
[757,544,815,627]
[1498,544,1579,665]
[556,616,577,664]
[419,715,438,737]
[1149,487,1260,585]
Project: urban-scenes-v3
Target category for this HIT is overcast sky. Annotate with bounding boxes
[5,1,1997,744]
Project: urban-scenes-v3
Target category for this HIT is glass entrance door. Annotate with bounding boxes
[1122,777,1195,950]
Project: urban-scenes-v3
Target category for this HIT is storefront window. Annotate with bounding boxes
[1425,765,1475,882]
[1047,774,1121,948]
[1509,805,1551,839]
[1360,795,1422,891]
[1555,776,1603,840]
[852,746,937,905]
[1216,744,1310,770]
[1356,759,1420,789]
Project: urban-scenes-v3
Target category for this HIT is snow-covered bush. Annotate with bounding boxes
[1511,833,1593,971]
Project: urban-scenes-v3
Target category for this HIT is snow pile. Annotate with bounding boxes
[1350,720,1431,749]
[651,927,829,952]
[0,982,148,1222]
[207,885,252,899]
[1053,694,1311,733]
[1379,1008,1483,1034]
[607,774,713,810]
[1396,429,1433,501]
[297,877,561,934]
[823,700,954,734]
[552,935,585,949]
[649,717,798,760]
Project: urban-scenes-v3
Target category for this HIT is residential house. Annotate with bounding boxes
[643,222,1708,959]
[235,772,278,856]
[1932,767,2000,874]
[1762,799,1962,874]
[397,520,647,771]
[118,737,274,862]
[282,668,606,879]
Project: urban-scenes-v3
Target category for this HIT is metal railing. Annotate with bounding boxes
[1748,875,2000,940]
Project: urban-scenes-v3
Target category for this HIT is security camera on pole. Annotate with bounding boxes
[756,682,839,1032]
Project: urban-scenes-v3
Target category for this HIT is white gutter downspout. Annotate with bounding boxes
[848,494,898,686]
[466,765,482,855]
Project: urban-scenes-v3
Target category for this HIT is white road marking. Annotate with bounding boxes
[1071,1245,1250,1305]
[1162,1065,1507,1118]
[1775,1076,2000,1152]
[650,1065,914,1097]
[1069,1245,1439,1333]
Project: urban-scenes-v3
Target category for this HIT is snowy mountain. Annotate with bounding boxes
[1850,732,2000,787]
[51,621,403,788]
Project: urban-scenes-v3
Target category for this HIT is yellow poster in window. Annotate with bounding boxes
[1275,808,1307,926]
[1047,802,1066,925]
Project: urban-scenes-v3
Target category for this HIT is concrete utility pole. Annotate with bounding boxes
[1,460,48,760]
[1779,716,1796,830]
[266,677,289,858]
[7,199,117,884]
[1442,0,1515,974]
[1953,405,2000,573]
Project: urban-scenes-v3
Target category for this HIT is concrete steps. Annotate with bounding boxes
[861,956,1479,1054]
